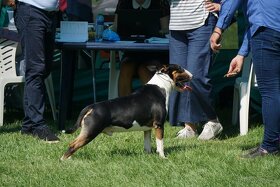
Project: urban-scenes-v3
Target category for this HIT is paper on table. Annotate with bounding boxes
[144,37,169,44]
[115,41,136,44]
[56,21,88,42]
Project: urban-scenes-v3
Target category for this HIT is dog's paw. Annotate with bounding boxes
[60,155,71,161]
[156,150,167,159]
[159,154,167,159]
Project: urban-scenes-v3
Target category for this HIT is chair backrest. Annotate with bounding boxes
[240,53,252,82]
[0,38,18,79]
[240,53,260,106]
[241,53,258,87]
[251,65,258,87]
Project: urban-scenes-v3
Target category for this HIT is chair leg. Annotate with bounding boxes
[239,82,249,135]
[108,51,120,99]
[0,83,6,126]
[45,74,57,121]
[232,86,239,126]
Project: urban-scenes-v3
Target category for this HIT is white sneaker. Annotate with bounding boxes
[176,125,197,139]
[198,121,223,140]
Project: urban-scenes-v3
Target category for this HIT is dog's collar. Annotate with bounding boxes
[154,71,175,89]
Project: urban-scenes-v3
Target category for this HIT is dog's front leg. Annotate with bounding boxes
[144,130,152,153]
[155,127,166,158]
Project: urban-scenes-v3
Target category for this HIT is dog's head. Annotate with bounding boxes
[158,64,193,92]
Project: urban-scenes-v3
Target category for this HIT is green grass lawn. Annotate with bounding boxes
[0,109,279,187]
[0,20,274,187]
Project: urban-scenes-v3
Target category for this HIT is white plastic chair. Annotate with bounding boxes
[232,53,257,135]
[0,38,57,126]
[107,50,121,99]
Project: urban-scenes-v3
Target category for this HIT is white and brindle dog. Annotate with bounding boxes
[61,64,192,160]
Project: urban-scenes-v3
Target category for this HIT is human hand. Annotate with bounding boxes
[159,29,169,36]
[210,27,222,53]
[205,0,221,12]
[224,55,244,77]
[3,0,16,9]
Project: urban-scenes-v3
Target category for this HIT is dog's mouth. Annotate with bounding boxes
[173,71,192,92]
[175,80,192,91]
[159,64,193,91]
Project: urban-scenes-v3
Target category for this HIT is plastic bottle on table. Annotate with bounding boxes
[95,13,104,42]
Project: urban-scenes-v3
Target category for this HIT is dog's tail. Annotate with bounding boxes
[63,105,94,134]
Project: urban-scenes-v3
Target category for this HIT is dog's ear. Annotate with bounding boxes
[159,65,169,73]
[155,64,164,72]
[147,65,157,72]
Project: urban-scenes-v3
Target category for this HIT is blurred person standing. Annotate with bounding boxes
[66,0,93,22]
[168,0,223,140]
[111,0,170,97]
[14,0,67,142]
[210,0,280,158]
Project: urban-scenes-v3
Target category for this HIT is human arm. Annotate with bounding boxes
[109,0,127,32]
[224,28,251,77]
[237,28,250,57]
[0,27,19,41]
[210,25,251,55]
[109,14,118,32]
[224,55,244,77]
[210,0,242,52]
[159,15,169,35]
[159,0,170,35]
[205,0,221,13]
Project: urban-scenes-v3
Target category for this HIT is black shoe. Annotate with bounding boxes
[32,127,60,143]
[241,147,279,158]
[21,129,33,135]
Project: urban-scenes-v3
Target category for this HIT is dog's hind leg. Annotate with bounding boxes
[144,130,152,153]
[61,122,103,160]
[155,126,166,158]
[61,137,88,160]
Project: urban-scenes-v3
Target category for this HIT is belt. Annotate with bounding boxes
[17,1,58,17]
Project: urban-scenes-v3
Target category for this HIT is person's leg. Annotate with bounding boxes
[44,14,57,80]
[251,27,280,154]
[15,3,58,142]
[15,3,47,131]
[137,51,168,85]
[137,64,153,84]
[168,30,198,138]
[168,30,189,126]
[184,14,218,124]
[183,15,222,140]
[22,10,48,129]
[137,59,161,84]
[169,15,222,139]
[118,57,137,96]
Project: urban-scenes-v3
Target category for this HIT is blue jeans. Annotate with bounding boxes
[168,14,217,125]
[14,2,57,131]
[252,27,280,152]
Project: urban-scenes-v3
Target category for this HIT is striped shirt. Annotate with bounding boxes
[19,0,59,11]
[169,0,209,30]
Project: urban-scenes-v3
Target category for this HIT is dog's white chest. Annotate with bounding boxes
[102,121,152,135]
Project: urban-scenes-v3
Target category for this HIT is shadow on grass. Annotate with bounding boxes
[72,144,190,159]
[215,104,263,140]
[0,123,21,133]
[239,144,260,152]
[165,144,195,155]
[1,109,63,134]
